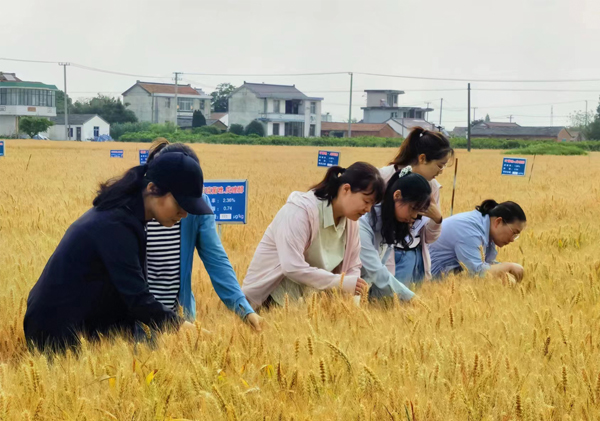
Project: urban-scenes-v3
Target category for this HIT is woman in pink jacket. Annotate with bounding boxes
[242,162,385,309]
[380,127,453,284]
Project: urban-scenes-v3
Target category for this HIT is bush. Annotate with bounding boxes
[19,117,53,138]
[244,120,265,137]
[193,125,221,135]
[192,110,206,128]
[229,124,244,135]
[505,143,587,156]
[110,121,152,140]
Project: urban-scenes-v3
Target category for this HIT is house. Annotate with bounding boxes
[362,89,433,124]
[0,72,58,137]
[452,124,573,141]
[48,114,110,141]
[122,81,211,125]
[228,82,323,137]
[210,112,229,127]
[385,118,437,137]
[321,122,401,138]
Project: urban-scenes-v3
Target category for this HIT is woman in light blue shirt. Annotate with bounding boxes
[430,200,526,281]
[359,168,432,300]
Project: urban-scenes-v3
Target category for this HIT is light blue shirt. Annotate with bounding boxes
[358,206,416,301]
[430,210,498,277]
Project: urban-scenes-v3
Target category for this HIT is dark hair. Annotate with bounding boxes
[373,171,432,247]
[390,126,453,168]
[476,200,526,223]
[311,162,385,205]
[93,139,200,211]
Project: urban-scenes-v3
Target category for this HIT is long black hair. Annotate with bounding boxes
[93,139,200,211]
[372,170,432,247]
[390,126,453,168]
[476,200,526,223]
[311,162,385,205]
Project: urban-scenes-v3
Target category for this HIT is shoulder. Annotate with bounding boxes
[379,165,396,184]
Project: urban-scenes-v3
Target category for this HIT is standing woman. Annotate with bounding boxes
[359,168,432,300]
[242,162,385,309]
[380,127,453,284]
[430,200,526,280]
[24,151,206,352]
[145,140,262,331]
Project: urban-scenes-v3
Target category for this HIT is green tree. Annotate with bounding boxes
[568,110,595,131]
[192,110,206,128]
[71,95,137,124]
[586,100,600,140]
[20,117,54,138]
[55,90,73,114]
[485,114,491,122]
[470,119,485,127]
[210,83,237,112]
[244,120,265,137]
[229,124,244,135]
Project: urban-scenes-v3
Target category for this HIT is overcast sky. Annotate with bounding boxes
[2,0,599,128]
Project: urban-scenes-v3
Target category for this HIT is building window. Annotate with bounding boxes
[94,126,99,137]
[178,98,194,111]
[68,128,73,138]
[416,111,423,119]
[391,112,398,118]
[273,100,280,113]
[201,100,205,110]
[166,98,171,108]
[309,124,316,137]
[310,102,316,114]
[273,123,280,136]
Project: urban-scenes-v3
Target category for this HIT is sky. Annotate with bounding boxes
[2,0,599,129]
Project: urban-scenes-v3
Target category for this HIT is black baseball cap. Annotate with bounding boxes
[146,152,213,215]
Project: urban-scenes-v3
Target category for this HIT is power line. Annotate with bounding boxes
[70,63,169,79]
[355,71,600,83]
[0,56,59,64]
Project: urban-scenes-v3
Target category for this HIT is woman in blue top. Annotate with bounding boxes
[429,199,526,281]
[359,167,432,300]
[145,140,262,331]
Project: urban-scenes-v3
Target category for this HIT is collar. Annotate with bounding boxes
[321,199,345,230]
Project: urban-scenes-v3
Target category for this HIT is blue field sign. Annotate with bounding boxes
[317,150,340,167]
[0,141,4,157]
[502,157,527,176]
[110,149,124,158]
[139,149,149,165]
[203,180,248,224]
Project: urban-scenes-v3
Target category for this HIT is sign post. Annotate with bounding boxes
[203,180,248,238]
[139,149,149,165]
[317,150,340,167]
[110,149,124,158]
[0,141,4,157]
[501,157,527,177]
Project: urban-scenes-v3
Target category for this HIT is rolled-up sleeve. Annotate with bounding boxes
[454,237,489,277]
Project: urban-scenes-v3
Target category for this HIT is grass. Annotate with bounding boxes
[0,140,600,420]
[505,143,588,156]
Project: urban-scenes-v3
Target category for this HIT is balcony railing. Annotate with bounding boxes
[259,113,305,122]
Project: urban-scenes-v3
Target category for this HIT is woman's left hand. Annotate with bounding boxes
[421,203,443,224]
[246,313,263,332]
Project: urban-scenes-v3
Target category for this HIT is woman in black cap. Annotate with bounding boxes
[24,151,211,353]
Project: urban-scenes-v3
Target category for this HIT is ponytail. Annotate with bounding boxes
[476,199,526,223]
[93,165,156,211]
[390,126,453,168]
[147,138,200,165]
[147,137,170,163]
[311,162,385,205]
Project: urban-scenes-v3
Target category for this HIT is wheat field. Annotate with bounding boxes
[1,139,599,420]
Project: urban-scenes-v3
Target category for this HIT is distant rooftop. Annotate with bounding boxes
[364,89,405,94]
[0,72,58,90]
[123,81,201,96]
[233,82,323,101]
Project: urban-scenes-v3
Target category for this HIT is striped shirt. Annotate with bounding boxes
[146,220,182,310]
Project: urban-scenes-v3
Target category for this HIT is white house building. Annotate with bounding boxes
[0,72,58,137]
[362,89,432,124]
[48,114,110,141]
[122,81,211,125]
[228,83,323,137]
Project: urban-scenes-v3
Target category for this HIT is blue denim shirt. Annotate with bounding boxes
[178,195,254,320]
[430,210,498,277]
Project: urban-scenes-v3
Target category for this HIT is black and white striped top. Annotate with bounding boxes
[146,220,182,310]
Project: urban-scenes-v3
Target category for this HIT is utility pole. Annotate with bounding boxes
[509,115,513,123]
[467,84,471,152]
[348,72,353,138]
[58,63,70,140]
[426,102,430,122]
[472,107,477,121]
[551,106,554,126]
[586,100,589,126]
[174,72,182,129]
[439,98,443,128]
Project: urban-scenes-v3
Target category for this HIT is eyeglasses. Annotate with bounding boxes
[507,224,521,240]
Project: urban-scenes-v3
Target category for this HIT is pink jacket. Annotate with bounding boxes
[242,191,361,308]
[380,165,442,279]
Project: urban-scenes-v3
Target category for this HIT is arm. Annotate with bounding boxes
[196,212,255,320]
[274,204,358,294]
[343,220,363,279]
[454,236,491,277]
[96,222,182,330]
[422,187,442,244]
[359,220,415,301]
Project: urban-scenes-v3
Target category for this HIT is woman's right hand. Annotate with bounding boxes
[489,262,524,282]
[355,278,369,296]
